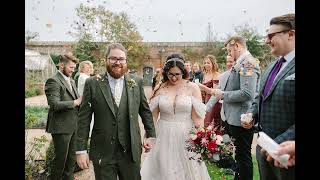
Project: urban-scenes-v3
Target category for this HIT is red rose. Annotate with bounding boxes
[207,141,217,152]
[197,131,205,138]
[206,131,212,137]
[193,137,201,145]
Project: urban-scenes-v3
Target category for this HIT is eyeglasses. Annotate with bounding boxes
[265,29,290,40]
[107,56,127,64]
[167,72,182,79]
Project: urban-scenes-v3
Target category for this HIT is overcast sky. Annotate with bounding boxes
[25,0,295,42]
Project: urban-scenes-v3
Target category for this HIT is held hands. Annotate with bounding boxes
[74,96,82,107]
[76,153,90,169]
[143,137,156,153]
[241,113,254,129]
[212,89,224,100]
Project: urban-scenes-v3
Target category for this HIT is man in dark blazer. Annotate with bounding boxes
[244,13,295,180]
[212,35,261,180]
[75,43,156,180]
[45,53,82,180]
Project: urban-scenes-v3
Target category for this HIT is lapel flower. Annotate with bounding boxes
[127,78,137,89]
[95,74,103,81]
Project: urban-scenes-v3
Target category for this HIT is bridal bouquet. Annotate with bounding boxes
[186,125,235,165]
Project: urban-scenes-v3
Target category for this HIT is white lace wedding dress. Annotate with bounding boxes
[140,94,211,180]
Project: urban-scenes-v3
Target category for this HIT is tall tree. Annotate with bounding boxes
[69,4,148,71]
[234,24,273,70]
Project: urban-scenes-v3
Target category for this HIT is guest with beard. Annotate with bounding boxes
[75,43,156,180]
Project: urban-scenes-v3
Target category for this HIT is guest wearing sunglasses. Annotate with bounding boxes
[244,13,295,180]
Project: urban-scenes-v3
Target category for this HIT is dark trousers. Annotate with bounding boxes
[92,141,141,180]
[256,146,295,180]
[50,132,76,180]
[228,124,254,180]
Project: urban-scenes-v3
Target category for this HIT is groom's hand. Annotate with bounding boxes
[76,153,90,169]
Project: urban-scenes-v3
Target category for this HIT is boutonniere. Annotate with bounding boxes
[95,74,104,81]
[127,79,137,89]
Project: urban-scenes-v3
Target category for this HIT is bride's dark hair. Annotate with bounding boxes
[149,53,189,100]
[162,53,189,81]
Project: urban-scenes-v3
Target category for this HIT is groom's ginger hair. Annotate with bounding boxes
[105,43,127,58]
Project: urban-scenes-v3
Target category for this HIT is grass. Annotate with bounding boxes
[25,106,48,128]
[206,155,260,180]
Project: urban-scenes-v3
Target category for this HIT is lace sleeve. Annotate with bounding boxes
[149,95,160,112]
[191,96,206,119]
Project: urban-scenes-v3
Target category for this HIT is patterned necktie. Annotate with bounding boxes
[263,57,286,97]
[114,79,121,107]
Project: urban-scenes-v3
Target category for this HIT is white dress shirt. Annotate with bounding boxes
[276,49,295,79]
[58,71,72,91]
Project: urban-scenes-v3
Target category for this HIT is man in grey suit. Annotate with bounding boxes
[211,36,261,180]
[243,13,295,180]
[45,53,82,180]
[75,43,156,180]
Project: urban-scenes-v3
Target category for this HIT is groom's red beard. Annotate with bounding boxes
[107,63,128,79]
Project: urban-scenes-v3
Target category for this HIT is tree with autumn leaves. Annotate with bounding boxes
[69,3,148,73]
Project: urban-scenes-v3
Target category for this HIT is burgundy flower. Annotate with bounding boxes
[207,141,217,152]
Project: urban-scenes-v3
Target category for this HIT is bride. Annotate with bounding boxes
[140,54,211,180]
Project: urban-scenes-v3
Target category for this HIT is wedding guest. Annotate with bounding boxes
[191,62,203,83]
[44,53,81,180]
[212,35,261,180]
[184,61,193,81]
[226,55,235,70]
[200,55,222,128]
[77,61,94,96]
[152,68,163,90]
[244,13,295,180]
[77,60,94,138]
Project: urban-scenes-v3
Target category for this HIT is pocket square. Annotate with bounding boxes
[284,73,295,80]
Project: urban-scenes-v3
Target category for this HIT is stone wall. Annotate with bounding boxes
[26,41,210,69]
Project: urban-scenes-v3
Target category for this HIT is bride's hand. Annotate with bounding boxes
[143,137,156,153]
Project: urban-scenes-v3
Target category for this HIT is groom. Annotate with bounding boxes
[76,43,156,180]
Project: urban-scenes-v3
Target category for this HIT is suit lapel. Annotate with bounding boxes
[220,71,230,90]
[125,74,133,119]
[70,79,79,98]
[98,73,116,117]
[57,72,76,99]
[264,58,295,100]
